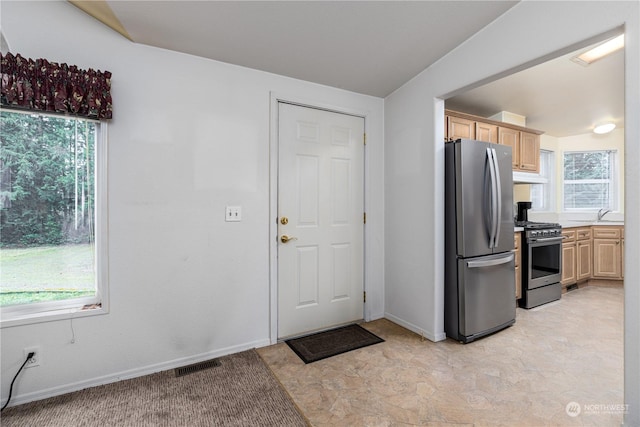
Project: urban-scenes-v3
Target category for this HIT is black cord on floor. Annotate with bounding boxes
[1,352,34,412]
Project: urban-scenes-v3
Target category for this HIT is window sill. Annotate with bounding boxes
[1,303,108,329]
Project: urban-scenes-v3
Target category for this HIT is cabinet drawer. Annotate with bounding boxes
[593,227,621,239]
[562,229,576,242]
[576,228,592,240]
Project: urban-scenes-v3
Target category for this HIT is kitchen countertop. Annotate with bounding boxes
[559,221,624,228]
[512,223,623,231]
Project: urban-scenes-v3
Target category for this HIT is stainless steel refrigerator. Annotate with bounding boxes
[445,139,516,343]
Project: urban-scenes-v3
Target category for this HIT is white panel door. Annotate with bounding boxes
[278,103,364,339]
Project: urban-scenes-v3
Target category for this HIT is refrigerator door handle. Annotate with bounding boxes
[486,148,498,248]
[492,147,502,247]
[467,253,514,268]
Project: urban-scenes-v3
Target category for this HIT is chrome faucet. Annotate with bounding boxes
[597,208,611,221]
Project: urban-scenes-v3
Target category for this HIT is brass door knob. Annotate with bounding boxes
[280,217,289,225]
[280,235,298,244]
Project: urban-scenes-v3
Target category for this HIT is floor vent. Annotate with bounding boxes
[566,284,579,292]
[174,359,221,377]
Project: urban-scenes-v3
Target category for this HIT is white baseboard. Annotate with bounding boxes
[7,338,271,408]
[383,313,446,342]
[366,311,385,322]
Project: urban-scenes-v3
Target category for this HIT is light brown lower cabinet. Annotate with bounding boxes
[561,229,576,287]
[576,239,592,281]
[515,225,621,298]
[593,226,623,279]
[561,243,577,286]
[561,227,594,287]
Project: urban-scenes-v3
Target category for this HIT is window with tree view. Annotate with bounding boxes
[1,110,105,318]
[563,150,617,210]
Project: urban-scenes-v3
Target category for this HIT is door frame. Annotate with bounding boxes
[269,92,369,343]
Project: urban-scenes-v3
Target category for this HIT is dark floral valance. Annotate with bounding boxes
[1,52,112,119]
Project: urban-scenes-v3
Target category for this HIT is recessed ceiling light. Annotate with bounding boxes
[571,34,624,66]
[593,123,616,134]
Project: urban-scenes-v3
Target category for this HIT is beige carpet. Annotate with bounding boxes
[1,349,309,427]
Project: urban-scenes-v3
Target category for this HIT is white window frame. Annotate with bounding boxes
[530,149,555,212]
[0,111,109,328]
[562,150,618,212]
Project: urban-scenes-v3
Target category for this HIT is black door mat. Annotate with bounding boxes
[285,324,384,364]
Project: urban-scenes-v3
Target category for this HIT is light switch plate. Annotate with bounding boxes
[225,206,242,222]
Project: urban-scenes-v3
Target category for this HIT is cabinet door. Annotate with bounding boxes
[577,240,592,281]
[520,132,540,172]
[593,238,622,279]
[476,122,498,144]
[448,116,475,140]
[561,242,577,286]
[498,127,520,169]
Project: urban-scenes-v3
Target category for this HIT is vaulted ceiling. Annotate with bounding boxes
[70,1,624,137]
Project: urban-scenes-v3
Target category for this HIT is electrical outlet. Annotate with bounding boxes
[23,346,41,368]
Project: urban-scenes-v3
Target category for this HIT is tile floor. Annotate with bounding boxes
[258,285,624,426]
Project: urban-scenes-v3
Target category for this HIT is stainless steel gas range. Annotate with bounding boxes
[516,221,563,309]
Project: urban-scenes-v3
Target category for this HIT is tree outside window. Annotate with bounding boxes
[0,110,101,310]
[563,151,616,210]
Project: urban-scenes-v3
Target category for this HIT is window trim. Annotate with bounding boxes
[0,112,109,328]
[562,149,618,212]
[530,149,555,213]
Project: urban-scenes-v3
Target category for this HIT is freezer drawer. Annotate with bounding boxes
[446,252,516,343]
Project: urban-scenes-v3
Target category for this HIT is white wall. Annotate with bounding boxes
[0,1,384,405]
[384,1,639,425]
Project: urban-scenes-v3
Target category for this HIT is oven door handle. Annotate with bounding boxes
[467,253,514,268]
[529,237,564,243]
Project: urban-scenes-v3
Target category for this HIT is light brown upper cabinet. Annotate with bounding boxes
[498,128,540,173]
[447,115,475,140]
[498,127,520,169]
[519,132,540,172]
[476,122,499,144]
[445,110,542,173]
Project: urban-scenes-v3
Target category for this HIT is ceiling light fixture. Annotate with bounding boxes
[593,123,616,134]
[572,34,624,66]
